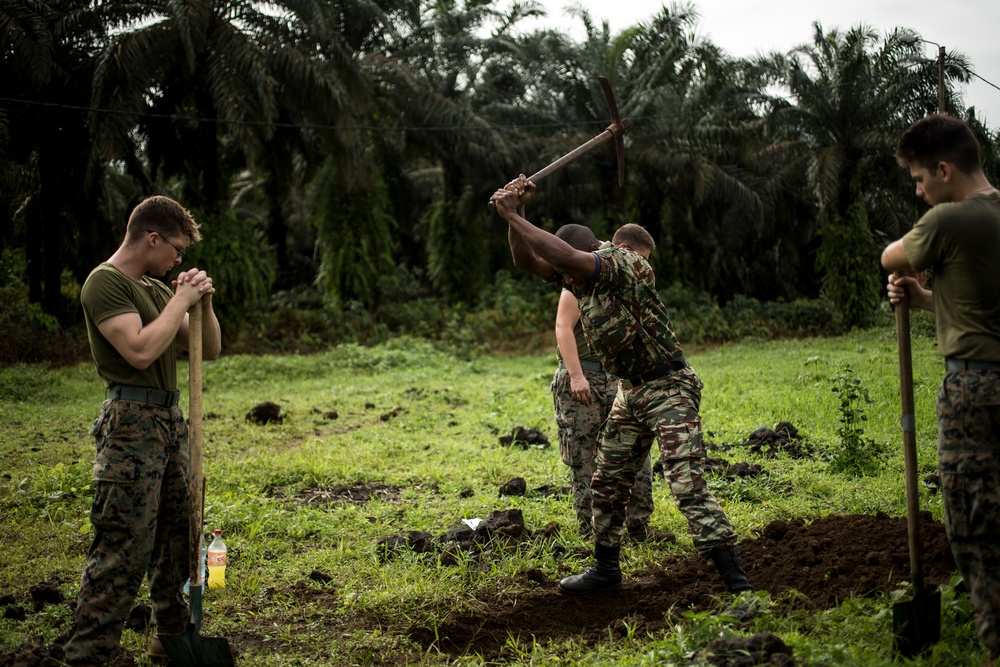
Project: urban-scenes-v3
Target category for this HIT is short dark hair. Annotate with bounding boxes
[896,114,982,175]
[612,223,655,252]
[555,224,599,251]
[125,195,201,245]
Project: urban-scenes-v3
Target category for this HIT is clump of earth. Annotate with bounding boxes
[498,426,550,449]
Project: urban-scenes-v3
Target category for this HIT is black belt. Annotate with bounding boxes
[108,385,180,408]
[622,357,688,390]
[945,358,1000,372]
[559,359,605,372]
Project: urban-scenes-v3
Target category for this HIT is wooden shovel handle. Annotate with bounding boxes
[895,281,925,594]
[188,300,204,585]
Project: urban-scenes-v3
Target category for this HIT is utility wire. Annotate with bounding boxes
[971,71,1000,94]
[0,95,616,132]
[1,66,998,131]
[0,94,749,131]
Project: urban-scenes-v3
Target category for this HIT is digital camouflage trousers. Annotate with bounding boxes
[551,366,653,535]
[65,399,191,665]
[938,369,1000,655]
[591,366,737,553]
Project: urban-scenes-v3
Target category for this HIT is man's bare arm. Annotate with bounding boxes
[881,240,934,311]
[555,290,592,405]
[491,187,596,278]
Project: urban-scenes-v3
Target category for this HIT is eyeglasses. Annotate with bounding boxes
[147,229,185,259]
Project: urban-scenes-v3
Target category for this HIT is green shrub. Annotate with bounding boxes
[828,363,885,475]
[0,286,89,368]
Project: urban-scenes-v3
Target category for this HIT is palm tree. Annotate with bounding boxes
[751,23,970,325]
[618,4,772,300]
[0,0,111,315]
[364,0,542,301]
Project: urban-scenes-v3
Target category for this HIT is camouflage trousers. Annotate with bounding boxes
[937,369,1000,655]
[592,366,737,554]
[551,365,653,535]
[65,399,191,665]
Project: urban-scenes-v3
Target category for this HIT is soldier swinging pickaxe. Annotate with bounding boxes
[488,76,632,210]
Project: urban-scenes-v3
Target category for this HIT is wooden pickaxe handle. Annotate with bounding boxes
[526,117,632,185]
[489,76,631,210]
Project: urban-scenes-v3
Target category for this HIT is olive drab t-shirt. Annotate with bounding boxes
[903,191,1000,361]
[555,288,603,366]
[569,241,682,379]
[80,263,178,390]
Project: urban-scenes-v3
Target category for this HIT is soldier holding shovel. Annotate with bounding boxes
[882,114,1000,667]
[66,196,221,666]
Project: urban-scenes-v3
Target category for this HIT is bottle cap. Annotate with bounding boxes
[214,529,222,535]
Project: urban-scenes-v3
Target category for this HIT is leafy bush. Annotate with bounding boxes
[659,284,844,345]
[0,286,89,368]
[828,363,885,475]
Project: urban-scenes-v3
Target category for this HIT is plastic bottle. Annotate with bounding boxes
[206,529,227,589]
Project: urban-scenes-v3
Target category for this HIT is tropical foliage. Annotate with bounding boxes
[1,0,997,357]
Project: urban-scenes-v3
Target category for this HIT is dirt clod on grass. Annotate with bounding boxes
[741,422,812,459]
[498,476,527,496]
[498,426,550,448]
[695,632,795,666]
[245,401,283,424]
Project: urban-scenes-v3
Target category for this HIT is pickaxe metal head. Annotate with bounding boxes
[598,76,629,188]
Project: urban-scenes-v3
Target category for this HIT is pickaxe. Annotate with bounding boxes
[488,76,631,209]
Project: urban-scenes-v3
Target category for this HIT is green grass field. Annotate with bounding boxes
[0,318,990,666]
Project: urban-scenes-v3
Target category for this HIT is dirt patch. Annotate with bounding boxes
[266,482,404,506]
[406,512,956,661]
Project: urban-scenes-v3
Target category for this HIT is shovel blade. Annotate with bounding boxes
[158,631,235,667]
[892,589,942,657]
[158,584,235,667]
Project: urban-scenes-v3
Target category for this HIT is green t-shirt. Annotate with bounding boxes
[903,191,1000,361]
[570,242,681,379]
[80,263,178,390]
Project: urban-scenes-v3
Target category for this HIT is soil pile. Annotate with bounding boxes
[407,512,955,661]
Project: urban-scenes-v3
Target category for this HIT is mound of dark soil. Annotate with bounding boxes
[407,512,955,661]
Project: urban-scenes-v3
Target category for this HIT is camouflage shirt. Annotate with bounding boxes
[568,241,682,380]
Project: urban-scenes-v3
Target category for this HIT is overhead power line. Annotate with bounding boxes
[1,65,998,131]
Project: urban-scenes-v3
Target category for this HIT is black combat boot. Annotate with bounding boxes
[710,546,757,621]
[558,543,622,595]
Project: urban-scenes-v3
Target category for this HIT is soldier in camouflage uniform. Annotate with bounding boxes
[492,177,753,618]
[883,115,1000,667]
[552,287,656,538]
[65,196,221,666]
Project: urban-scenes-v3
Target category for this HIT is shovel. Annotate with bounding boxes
[160,300,236,666]
[891,289,941,657]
